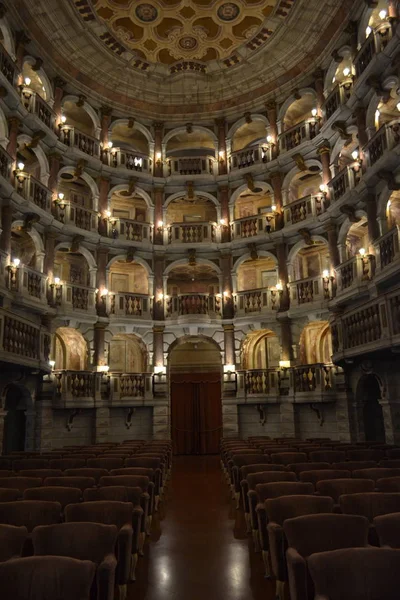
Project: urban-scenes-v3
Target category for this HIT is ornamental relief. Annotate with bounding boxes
[91,0,278,64]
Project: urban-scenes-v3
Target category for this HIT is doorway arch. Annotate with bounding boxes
[356,374,385,443]
[169,337,222,455]
[2,384,31,454]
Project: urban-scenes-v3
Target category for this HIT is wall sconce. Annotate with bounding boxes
[154,365,166,375]
[342,67,351,77]
[12,258,20,267]
[351,149,359,161]
[366,26,372,37]
[157,220,164,235]
[17,161,25,172]
[266,135,273,144]
[271,204,277,212]
[157,292,164,304]
[218,150,225,163]
[224,364,235,374]
[24,77,31,86]
[100,288,109,297]
[319,184,328,195]
[49,360,56,369]
[279,360,291,369]
[276,282,283,291]
[155,152,162,168]
[379,9,387,20]
[351,149,362,170]
[54,277,61,285]
[107,141,113,149]
[322,269,330,279]
[97,365,110,373]
[219,218,226,226]
[311,108,318,118]
[105,210,112,218]
[60,114,67,124]
[359,247,366,256]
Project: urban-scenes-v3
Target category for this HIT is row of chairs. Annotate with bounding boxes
[221,436,400,600]
[0,439,172,600]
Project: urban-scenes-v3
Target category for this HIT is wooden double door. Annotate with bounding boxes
[170,372,222,455]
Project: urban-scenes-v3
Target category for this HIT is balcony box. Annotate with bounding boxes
[55,201,98,233]
[0,45,17,88]
[167,156,214,176]
[289,275,332,307]
[0,309,50,370]
[241,368,281,397]
[110,149,152,173]
[374,226,400,282]
[284,194,327,227]
[354,25,394,79]
[166,294,221,320]
[322,81,354,121]
[293,363,338,401]
[108,293,153,320]
[53,370,97,407]
[19,86,56,132]
[363,121,400,168]
[7,265,47,305]
[110,373,153,403]
[229,144,273,171]
[334,255,375,300]
[59,125,100,159]
[279,118,319,153]
[167,222,217,244]
[234,289,280,316]
[107,218,152,243]
[14,173,51,212]
[328,165,361,204]
[49,283,96,316]
[231,214,272,239]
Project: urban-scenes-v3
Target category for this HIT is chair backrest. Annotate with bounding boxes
[347,449,385,462]
[374,513,400,548]
[248,471,296,490]
[109,467,155,479]
[231,454,269,467]
[0,555,96,599]
[309,450,346,463]
[353,468,400,482]
[65,500,133,530]
[316,479,375,503]
[12,459,49,471]
[0,477,42,495]
[49,459,86,470]
[300,470,351,485]
[240,464,287,479]
[381,460,400,468]
[376,476,400,492]
[332,461,377,471]
[255,482,314,502]
[271,452,307,466]
[340,492,400,521]
[23,486,82,508]
[99,475,149,491]
[0,524,28,562]
[44,477,95,492]
[308,548,400,600]
[387,449,400,459]
[64,468,109,483]
[19,469,63,479]
[289,462,331,475]
[33,522,118,563]
[84,486,142,505]
[265,495,334,525]
[125,457,161,469]
[0,488,20,502]
[284,513,369,557]
[0,500,61,532]
[87,458,124,470]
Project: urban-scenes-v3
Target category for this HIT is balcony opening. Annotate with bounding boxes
[283,93,316,131]
[110,122,149,156]
[166,263,220,318]
[3,384,31,454]
[291,241,329,281]
[54,327,88,371]
[287,168,322,203]
[166,129,216,176]
[241,329,280,370]
[16,143,41,181]
[10,226,37,270]
[375,91,400,130]
[356,373,386,443]
[169,336,222,455]
[345,218,368,259]
[109,260,149,296]
[387,191,400,228]
[54,249,91,288]
[58,173,94,210]
[166,194,217,243]
[233,186,275,236]
[334,132,360,173]
[62,100,96,137]
[231,120,268,152]
[366,1,391,35]
[235,256,279,313]
[109,333,147,374]
[298,321,332,365]
[329,54,353,92]
[21,61,49,101]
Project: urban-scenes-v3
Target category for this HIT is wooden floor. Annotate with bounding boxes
[131,455,275,600]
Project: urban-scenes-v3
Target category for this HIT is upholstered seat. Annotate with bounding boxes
[0,524,28,562]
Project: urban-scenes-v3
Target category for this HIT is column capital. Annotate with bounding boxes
[53,76,66,89]
[98,174,111,184]
[223,323,235,332]
[313,67,325,81]
[153,325,165,334]
[215,117,226,128]
[269,170,282,180]
[317,142,331,155]
[218,184,230,194]
[100,105,113,118]
[324,221,337,233]
[8,116,21,129]
[94,321,107,331]
[265,99,277,111]
[96,246,109,256]
[153,121,164,131]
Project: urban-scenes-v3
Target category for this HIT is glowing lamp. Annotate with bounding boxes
[379,9,387,19]
[322,269,330,278]
[24,77,31,86]
[61,115,67,124]
[154,365,166,375]
[224,364,235,374]
[351,149,359,161]
[311,108,318,117]
[343,67,351,77]
[49,360,56,369]
[359,247,366,256]
[366,26,372,36]
[54,277,60,285]
[279,360,291,369]
[17,162,25,171]
[12,258,20,267]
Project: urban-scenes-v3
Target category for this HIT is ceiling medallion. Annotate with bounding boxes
[178,36,198,51]
[217,3,240,22]
[135,3,158,23]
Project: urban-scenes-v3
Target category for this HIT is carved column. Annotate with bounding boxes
[43,231,57,280]
[153,325,165,368]
[365,194,380,243]
[280,317,294,362]
[100,107,112,164]
[6,117,20,161]
[216,118,227,175]
[48,153,61,201]
[223,324,235,366]
[98,177,110,236]
[96,247,108,316]
[276,242,290,310]
[353,106,368,167]
[93,322,107,367]
[266,100,278,156]
[153,122,164,177]
[219,185,230,242]
[221,252,234,319]
[153,254,165,321]
[0,203,12,256]
[314,68,325,116]
[15,31,30,71]
[270,171,284,230]
[388,0,399,19]
[317,144,331,185]
[53,77,65,126]
[154,187,164,245]
[325,223,341,268]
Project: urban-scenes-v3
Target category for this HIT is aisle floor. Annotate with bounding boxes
[131,455,275,600]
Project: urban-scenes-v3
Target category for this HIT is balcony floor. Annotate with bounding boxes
[132,455,272,600]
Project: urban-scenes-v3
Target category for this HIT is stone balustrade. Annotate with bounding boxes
[49,282,96,313]
[0,250,7,290]
[289,275,332,306]
[335,254,375,295]
[229,143,274,171]
[284,193,327,226]
[328,165,361,203]
[19,86,56,130]
[55,200,98,232]
[14,172,51,211]
[166,293,221,318]
[167,156,214,176]
[108,217,152,243]
[234,288,280,315]
[109,148,152,172]
[364,120,400,167]
[323,80,354,121]
[231,214,269,238]
[53,370,97,404]
[0,310,50,366]
[293,363,336,394]
[354,24,394,78]
[167,221,217,244]
[108,292,152,319]
[6,265,47,303]
[110,372,151,401]
[243,368,280,395]
[0,44,18,87]
[374,226,400,273]
[59,125,100,158]
[0,145,12,181]
[279,118,319,152]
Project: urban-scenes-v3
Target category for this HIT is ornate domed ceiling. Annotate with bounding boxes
[7,0,362,119]
[91,0,278,65]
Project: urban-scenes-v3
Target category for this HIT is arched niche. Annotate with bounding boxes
[10,222,44,271]
[230,119,269,153]
[356,373,386,443]
[17,135,50,185]
[22,57,53,103]
[109,333,148,373]
[232,184,274,221]
[288,239,330,281]
[54,327,88,370]
[110,120,151,155]
[283,164,323,205]
[235,256,278,292]
[58,171,96,210]
[340,216,369,259]
[240,329,280,370]
[165,192,218,226]
[168,336,222,373]
[279,90,317,131]
[61,97,100,137]
[324,47,353,95]
[54,247,96,288]
[299,321,332,365]
[163,126,218,159]
[330,129,360,173]
[166,262,221,297]
[108,259,149,295]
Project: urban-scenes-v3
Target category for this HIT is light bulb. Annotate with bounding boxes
[319,184,328,193]
[24,77,31,86]
[223,291,229,297]
[17,161,25,171]
[266,135,273,143]
[12,258,20,267]
[107,141,113,149]
[100,288,109,297]
[158,293,164,301]
[397,102,400,112]
[343,67,350,77]
[156,152,162,161]
[105,210,111,218]
[49,360,55,368]
[322,269,329,278]
[271,204,277,212]
[61,115,67,124]
[54,277,60,285]
[158,220,164,228]
[58,192,65,200]
[311,108,318,117]
[366,26,372,36]
[359,247,366,256]
[379,9,387,19]
[219,218,226,225]
[351,149,359,160]
[332,76,336,84]
[276,282,283,291]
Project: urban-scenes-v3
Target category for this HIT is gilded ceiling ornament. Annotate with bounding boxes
[135,4,158,23]
[217,3,240,22]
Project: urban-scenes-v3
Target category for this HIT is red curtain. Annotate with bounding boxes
[171,372,222,455]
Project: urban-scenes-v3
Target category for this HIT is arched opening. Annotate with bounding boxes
[299,321,332,365]
[109,260,149,295]
[328,52,353,93]
[16,141,42,180]
[109,333,147,373]
[169,337,222,455]
[166,194,217,243]
[62,100,96,137]
[57,172,97,231]
[3,385,30,454]
[54,249,91,287]
[165,129,216,175]
[54,327,88,370]
[166,262,220,318]
[232,186,275,237]
[375,88,400,130]
[11,226,38,270]
[286,166,323,204]
[366,1,392,38]
[387,191,400,229]
[241,329,280,370]
[231,120,268,152]
[236,256,278,292]
[291,241,330,281]
[21,61,49,101]
[108,188,150,242]
[345,217,369,258]
[110,122,149,155]
[357,374,385,443]
[283,94,316,130]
